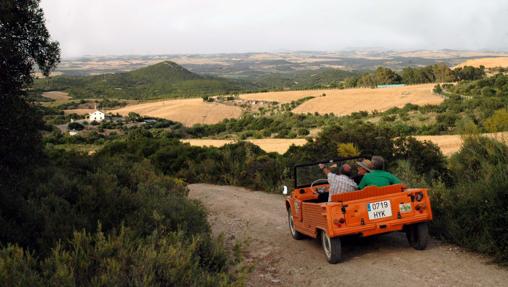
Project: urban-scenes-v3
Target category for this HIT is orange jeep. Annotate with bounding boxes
[283,157,433,263]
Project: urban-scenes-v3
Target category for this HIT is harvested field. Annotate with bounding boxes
[290,84,442,115]
[181,138,307,154]
[240,90,326,104]
[455,57,508,69]
[42,91,70,100]
[112,98,242,127]
[415,132,508,156]
[241,84,441,113]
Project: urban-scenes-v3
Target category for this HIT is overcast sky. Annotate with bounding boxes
[41,0,508,58]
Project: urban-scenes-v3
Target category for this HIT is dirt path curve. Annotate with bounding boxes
[189,184,508,287]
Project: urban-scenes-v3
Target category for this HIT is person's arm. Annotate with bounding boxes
[319,163,337,176]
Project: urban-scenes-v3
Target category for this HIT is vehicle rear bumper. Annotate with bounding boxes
[330,213,431,237]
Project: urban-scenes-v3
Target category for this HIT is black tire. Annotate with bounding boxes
[321,230,342,264]
[288,209,304,240]
[406,222,429,250]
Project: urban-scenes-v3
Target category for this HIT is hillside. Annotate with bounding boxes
[248,68,358,90]
[113,98,243,126]
[33,61,258,100]
[240,83,442,110]
[455,57,508,69]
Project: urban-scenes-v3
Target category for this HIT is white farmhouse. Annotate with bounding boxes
[89,107,105,122]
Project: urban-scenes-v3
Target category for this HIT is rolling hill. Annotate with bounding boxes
[33,61,259,100]
[454,57,508,69]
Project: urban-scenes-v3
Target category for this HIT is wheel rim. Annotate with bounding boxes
[289,212,296,236]
[322,232,332,259]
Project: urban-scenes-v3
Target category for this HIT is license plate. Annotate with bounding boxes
[367,200,392,220]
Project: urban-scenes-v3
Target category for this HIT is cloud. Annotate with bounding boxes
[40,0,508,57]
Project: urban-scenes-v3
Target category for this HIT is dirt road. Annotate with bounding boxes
[189,184,508,287]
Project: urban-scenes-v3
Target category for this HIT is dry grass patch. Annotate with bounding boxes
[415,132,508,156]
[182,138,307,154]
[291,84,441,116]
[240,90,325,104]
[42,91,70,101]
[455,57,508,69]
[112,98,242,127]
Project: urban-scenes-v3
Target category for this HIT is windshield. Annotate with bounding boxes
[294,158,365,188]
[295,165,325,188]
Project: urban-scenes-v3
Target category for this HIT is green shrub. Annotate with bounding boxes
[430,136,508,263]
[484,109,508,132]
[0,228,240,286]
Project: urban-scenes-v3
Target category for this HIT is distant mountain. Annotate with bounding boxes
[33,61,259,100]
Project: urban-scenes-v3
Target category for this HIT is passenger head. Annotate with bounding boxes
[356,159,372,175]
[371,156,385,170]
[339,163,352,176]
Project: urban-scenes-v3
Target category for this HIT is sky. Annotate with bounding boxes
[40,0,508,58]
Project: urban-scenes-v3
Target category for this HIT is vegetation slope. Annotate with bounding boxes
[33,61,259,100]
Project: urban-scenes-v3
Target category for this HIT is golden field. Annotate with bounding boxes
[415,132,508,156]
[292,84,442,115]
[184,134,508,156]
[455,57,508,69]
[112,98,242,127]
[181,138,307,154]
[42,91,70,101]
[241,84,442,114]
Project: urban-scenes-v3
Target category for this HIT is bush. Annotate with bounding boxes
[484,109,508,132]
[337,143,360,157]
[0,140,244,284]
[0,228,238,286]
[430,136,508,263]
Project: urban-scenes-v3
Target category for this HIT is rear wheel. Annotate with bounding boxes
[406,222,429,250]
[321,230,342,264]
[288,209,304,240]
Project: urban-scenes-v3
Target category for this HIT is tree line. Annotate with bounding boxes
[342,64,485,88]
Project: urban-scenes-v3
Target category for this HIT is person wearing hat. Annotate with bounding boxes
[352,159,372,185]
[358,156,401,189]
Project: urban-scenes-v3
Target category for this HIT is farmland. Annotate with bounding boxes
[455,57,508,69]
[109,83,443,128]
[182,138,307,153]
[41,91,70,101]
[183,134,508,156]
[112,98,243,126]
[415,132,508,156]
[241,83,442,115]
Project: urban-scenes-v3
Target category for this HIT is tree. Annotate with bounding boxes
[432,63,456,83]
[454,65,485,81]
[484,109,508,132]
[127,112,142,122]
[374,67,401,85]
[68,122,85,131]
[0,0,60,244]
[433,84,443,94]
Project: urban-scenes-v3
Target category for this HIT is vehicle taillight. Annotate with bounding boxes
[333,218,346,227]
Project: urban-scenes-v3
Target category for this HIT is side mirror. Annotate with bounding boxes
[282,185,288,195]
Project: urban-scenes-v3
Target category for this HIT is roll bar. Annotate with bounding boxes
[293,155,370,189]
